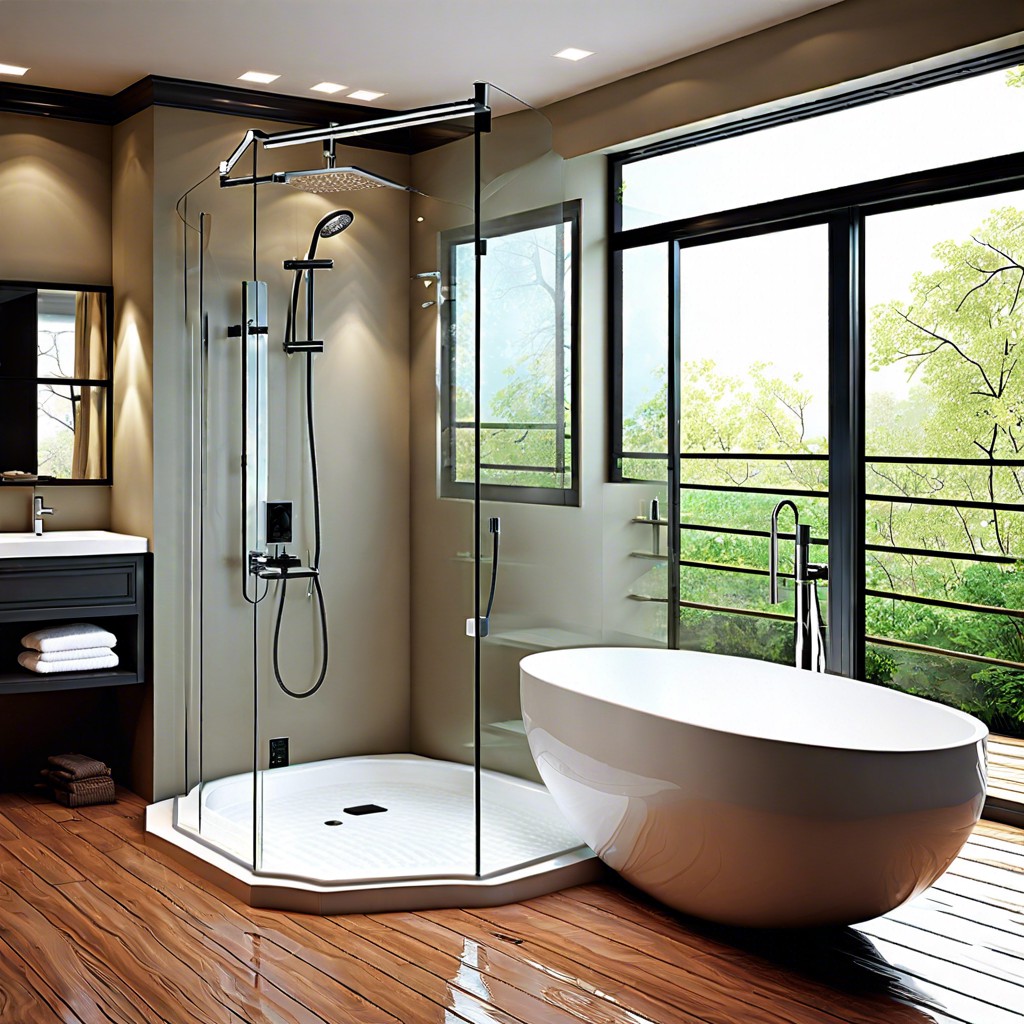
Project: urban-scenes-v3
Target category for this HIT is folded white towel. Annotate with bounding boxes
[20,623,117,653]
[18,650,119,674]
[33,646,114,663]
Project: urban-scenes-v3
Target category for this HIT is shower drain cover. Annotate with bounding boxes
[324,819,344,826]
[344,804,387,816]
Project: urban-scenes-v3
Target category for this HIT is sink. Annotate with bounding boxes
[0,530,148,559]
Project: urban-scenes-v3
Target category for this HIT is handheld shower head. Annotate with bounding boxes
[307,210,354,260]
[319,210,354,238]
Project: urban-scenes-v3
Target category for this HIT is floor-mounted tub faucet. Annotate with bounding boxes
[33,495,55,536]
[769,500,827,672]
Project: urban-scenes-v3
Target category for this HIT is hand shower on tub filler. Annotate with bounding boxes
[769,499,828,673]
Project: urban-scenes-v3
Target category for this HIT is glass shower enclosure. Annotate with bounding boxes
[166,85,598,907]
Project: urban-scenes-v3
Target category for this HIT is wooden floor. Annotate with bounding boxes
[989,735,1024,805]
[1,796,1023,1023]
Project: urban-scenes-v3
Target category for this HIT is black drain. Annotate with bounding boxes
[344,804,387,816]
[324,819,344,826]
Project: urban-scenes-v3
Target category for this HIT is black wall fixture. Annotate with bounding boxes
[0,76,473,155]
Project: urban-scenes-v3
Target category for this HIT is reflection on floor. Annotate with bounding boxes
[0,788,1022,1023]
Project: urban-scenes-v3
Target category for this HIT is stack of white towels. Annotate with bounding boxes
[18,623,119,674]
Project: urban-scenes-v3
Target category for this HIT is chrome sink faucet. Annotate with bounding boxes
[769,499,828,672]
[33,495,55,536]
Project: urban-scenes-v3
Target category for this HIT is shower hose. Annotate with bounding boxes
[272,347,329,699]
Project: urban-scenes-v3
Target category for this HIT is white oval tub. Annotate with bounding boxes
[520,647,988,928]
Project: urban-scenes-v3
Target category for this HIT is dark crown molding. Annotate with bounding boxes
[0,75,472,154]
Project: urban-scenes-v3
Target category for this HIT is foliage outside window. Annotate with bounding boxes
[441,201,580,505]
[611,59,1024,739]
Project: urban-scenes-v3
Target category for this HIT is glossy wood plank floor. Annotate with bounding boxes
[989,735,1024,804]
[1,789,1023,1024]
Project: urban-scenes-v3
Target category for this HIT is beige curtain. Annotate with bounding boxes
[72,291,107,479]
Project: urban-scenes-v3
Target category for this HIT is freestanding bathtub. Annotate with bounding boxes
[520,647,988,928]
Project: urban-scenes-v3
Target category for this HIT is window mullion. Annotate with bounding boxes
[827,209,865,680]
[667,240,681,651]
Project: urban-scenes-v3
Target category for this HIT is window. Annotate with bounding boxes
[611,52,1024,743]
[441,200,580,505]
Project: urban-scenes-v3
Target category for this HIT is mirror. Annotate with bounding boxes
[0,282,112,484]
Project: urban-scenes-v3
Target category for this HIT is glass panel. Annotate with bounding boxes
[476,87,605,879]
[37,382,106,479]
[670,224,830,664]
[620,243,668,467]
[622,64,1024,228]
[866,190,1024,737]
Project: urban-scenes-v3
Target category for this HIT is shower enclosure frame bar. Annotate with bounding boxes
[218,87,491,189]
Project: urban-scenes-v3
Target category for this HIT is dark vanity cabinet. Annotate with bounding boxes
[0,553,149,789]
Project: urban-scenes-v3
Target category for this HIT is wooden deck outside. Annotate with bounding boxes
[989,734,1024,805]
[1,788,1023,1023]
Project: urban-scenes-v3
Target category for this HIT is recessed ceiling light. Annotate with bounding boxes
[348,89,386,102]
[311,82,346,94]
[238,71,280,84]
[554,48,594,62]
[0,63,29,76]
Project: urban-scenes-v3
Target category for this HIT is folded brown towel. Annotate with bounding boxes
[47,753,110,780]
[49,775,116,807]
[42,765,112,783]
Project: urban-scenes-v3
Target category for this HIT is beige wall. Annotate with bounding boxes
[0,112,112,531]
[546,0,1024,157]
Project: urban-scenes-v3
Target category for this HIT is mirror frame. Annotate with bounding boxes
[0,279,114,486]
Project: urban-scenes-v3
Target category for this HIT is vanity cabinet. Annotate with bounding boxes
[0,553,147,692]
[0,551,150,791]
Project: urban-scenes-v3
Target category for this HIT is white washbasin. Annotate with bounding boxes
[0,530,148,559]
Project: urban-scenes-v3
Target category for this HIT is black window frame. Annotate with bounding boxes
[608,45,1024,687]
[0,279,114,486]
[440,199,582,506]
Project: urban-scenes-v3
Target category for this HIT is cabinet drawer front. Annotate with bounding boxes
[0,561,137,611]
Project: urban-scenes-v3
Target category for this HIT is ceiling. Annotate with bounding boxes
[0,0,846,113]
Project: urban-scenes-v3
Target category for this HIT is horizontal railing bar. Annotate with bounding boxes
[865,588,1024,619]
[867,455,1024,467]
[678,452,826,461]
[619,451,669,460]
[479,463,562,474]
[630,452,1024,466]
[866,492,1023,512]
[625,593,794,622]
[865,543,1017,565]
[456,421,565,431]
[679,558,775,577]
[866,634,1024,671]
[680,482,828,498]
[679,599,794,621]
[676,521,828,544]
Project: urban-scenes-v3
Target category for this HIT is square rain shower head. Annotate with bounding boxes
[279,166,411,194]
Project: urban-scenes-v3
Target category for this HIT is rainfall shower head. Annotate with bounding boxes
[279,166,413,194]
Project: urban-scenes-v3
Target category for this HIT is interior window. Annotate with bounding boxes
[441,200,580,505]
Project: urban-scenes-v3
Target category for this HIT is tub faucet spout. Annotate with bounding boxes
[769,500,827,673]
